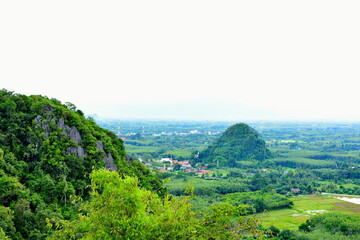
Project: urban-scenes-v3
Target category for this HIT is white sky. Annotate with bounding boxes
[1,1,359,120]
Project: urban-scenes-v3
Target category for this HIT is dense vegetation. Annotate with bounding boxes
[0,90,165,239]
[99,119,360,239]
[198,123,272,167]
[48,169,263,240]
[296,212,360,239]
[2,90,360,239]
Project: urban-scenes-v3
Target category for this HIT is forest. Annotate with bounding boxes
[1,89,360,239]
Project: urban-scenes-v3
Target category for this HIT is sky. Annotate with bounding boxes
[1,1,359,121]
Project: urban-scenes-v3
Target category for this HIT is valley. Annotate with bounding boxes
[98,119,360,238]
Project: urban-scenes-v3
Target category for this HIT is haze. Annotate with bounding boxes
[1,1,359,121]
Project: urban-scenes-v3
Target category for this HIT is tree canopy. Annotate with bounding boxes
[48,169,263,240]
[0,89,165,239]
[198,123,272,167]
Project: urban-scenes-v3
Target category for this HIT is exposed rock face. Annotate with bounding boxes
[96,141,117,171]
[35,115,53,138]
[66,146,86,158]
[96,141,104,151]
[35,116,87,158]
[35,115,118,170]
[56,118,85,157]
[57,118,66,129]
[103,153,118,171]
[69,126,82,144]
[57,119,82,144]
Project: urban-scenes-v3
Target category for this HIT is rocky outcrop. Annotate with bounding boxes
[96,141,104,151]
[103,153,118,171]
[34,116,118,171]
[35,116,86,158]
[34,115,54,138]
[57,119,86,158]
[96,141,117,171]
[66,146,86,158]
[69,126,82,144]
[57,119,82,144]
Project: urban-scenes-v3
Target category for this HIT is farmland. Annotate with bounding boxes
[259,195,360,230]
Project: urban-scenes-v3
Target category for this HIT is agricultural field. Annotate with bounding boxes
[259,195,360,230]
[98,120,360,234]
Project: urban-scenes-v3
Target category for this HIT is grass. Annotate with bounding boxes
[258,195,360,230]
[124,145,159,153]
[273,157,337,168]
[164,149,192,158]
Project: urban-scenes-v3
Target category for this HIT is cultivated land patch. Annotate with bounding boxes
[337,197,360,205]
[258,195,360,230]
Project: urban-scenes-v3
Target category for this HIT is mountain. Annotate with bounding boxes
[198,123,272,167]
[0,89,165,239]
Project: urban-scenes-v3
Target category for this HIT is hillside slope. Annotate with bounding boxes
[0,89,165,239]
[198,123,272,167]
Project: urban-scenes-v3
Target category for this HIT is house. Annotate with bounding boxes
[180,164,192,169]
[290,188,301,193]
[196,170,211,175]
[178,161,189,166]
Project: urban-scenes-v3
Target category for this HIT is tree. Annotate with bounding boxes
[266,225,280,237]
[0,227,11,240]
[0,90,167,238]
[214,156,227,168]
[0,206,16,239]
[199,123,272,167]
[48,169,199,239]
[48,169,263,240]
[278,229,296,240]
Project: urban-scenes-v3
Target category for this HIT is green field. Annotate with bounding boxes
[259,195,360,230]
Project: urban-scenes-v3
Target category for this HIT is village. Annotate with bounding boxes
[143,157,213,176]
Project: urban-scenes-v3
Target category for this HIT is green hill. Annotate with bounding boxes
[0,89,165,239]
[198,123,272,167]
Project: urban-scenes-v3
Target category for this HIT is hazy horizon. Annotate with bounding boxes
[2,1,359,122]
[85,101,360,123]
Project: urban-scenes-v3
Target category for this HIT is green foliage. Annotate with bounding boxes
[48,169,263,240]
[198,123,272,167]
[0,227,11,240]
[278,229,296,240]
[293,212,360,239]
[265,225,280,238]
[3,90,360,238]
[165,175,249,197]
[273,157,337,169]
[0,90,166,239]
[222,191,293,213]
[307,212,360,236]
[0,206,16,239]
